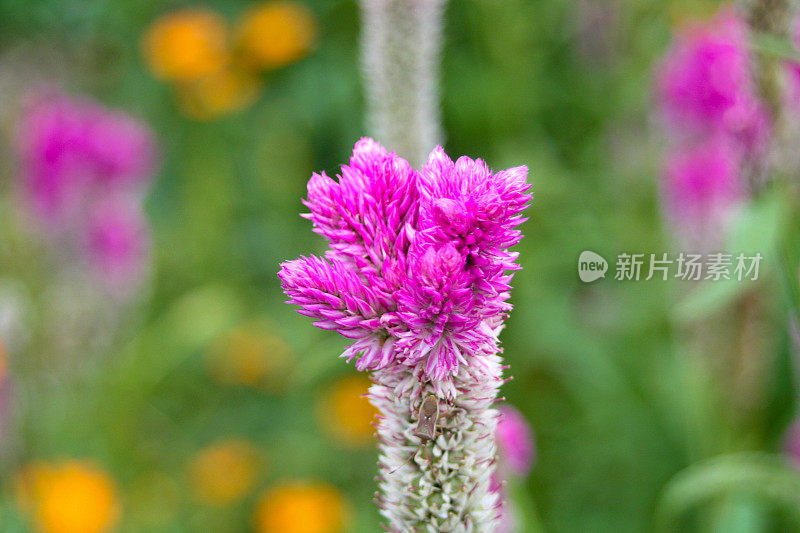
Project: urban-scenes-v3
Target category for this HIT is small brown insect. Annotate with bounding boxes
[389,394,442,476]
[413,394,440,441]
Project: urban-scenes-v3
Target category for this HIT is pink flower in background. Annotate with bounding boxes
[16,91,157,292]
[496,404,536,476]
[85,200,150,288]
[17,93,156,218]
[656,9,771,160]
[658,11,751,131]
[785,418,800,464]
[492,405,534,533]
[653,7,770,248]
[662,138,743,230]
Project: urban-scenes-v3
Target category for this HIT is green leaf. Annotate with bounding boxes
[655,453,800,532]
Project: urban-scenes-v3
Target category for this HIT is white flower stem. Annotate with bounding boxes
[359,0,446,166]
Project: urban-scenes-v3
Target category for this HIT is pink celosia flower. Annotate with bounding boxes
[17,92,156,218]
[280,138,530,389]
[662,138,743,245]
[496,404,536,476]
[658,11,749,127]
[656,9,770,157]
[280,138,531,530]
[85,199,150,288]
[16,91,157,292]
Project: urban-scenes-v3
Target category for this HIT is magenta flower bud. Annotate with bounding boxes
[497,405,536,476]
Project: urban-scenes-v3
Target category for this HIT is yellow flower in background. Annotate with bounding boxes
[143,8,230,81]
[206,321,292,388]
[189,438,262,506]
[254,482,348,533]
[176,67,262,121]
[236,2,317,69]
[318,374,377,447]
[17,461,120,533]
[143,3,317,120]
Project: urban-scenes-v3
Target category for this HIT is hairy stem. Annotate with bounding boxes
[359,0,446,166]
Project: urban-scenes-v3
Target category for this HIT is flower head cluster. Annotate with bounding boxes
[655,8,771,247]
[280,138,530,387]
[17,92,156,290]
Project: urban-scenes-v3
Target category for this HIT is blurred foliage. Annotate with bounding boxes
[0,0,799,532]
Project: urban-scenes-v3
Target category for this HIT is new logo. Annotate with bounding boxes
[578,251,607,283]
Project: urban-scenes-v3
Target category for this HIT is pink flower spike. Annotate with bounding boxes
[17,92,157,220]
[496,405,536,476]
[657,10,751,132]
[280,138,531,531]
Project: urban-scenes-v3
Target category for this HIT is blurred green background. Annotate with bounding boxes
[0,0,798,532]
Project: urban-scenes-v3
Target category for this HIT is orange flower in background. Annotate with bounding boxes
[254,482,349,533]
[143,3,316,120]
[143,8,229,81]
[236,2,317,69]
[206,321,292,388]
[189,438,262,506]
[176,67,261,120]
[318,374,377,447]
[17,461,120,533]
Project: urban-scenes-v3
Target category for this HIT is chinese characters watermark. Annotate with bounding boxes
[579,251,762,283]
